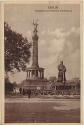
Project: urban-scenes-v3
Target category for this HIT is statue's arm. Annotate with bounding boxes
[64,66,66,72]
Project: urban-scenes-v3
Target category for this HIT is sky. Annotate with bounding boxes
[4,4,80,83]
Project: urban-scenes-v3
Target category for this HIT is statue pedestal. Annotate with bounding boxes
[20,78,49,90]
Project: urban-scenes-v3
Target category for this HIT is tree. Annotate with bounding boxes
[5,77,14,94]
[4,22,31,73]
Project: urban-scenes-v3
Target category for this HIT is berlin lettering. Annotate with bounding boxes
[48,5,59,9]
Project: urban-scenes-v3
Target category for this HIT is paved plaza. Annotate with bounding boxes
[5,98,80,123]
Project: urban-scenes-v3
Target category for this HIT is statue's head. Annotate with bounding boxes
[60,61,63,65]
[33,19,38,35]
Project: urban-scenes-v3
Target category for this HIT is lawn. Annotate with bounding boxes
[5,99,80,123]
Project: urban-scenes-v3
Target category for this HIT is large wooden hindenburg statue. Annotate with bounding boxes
[58,61,66,83]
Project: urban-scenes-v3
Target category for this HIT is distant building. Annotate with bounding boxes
[49,76,57,82]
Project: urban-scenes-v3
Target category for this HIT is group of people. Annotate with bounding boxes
[19,88,32,98]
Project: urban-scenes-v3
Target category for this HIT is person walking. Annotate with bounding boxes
[27,89,31,98]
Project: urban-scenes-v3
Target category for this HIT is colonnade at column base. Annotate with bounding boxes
[27,67,44,80]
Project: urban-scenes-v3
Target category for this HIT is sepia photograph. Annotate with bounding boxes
[4,3,80,123]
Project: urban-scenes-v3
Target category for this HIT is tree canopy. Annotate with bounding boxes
[4,22,31,72]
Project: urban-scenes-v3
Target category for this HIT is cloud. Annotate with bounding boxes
[9,72,27,83]
[25,30,32,41]
[41,28,66,38]
[63,27,80,58]
[48,28,66,39]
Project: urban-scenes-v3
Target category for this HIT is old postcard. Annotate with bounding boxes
[0,0,83,125]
